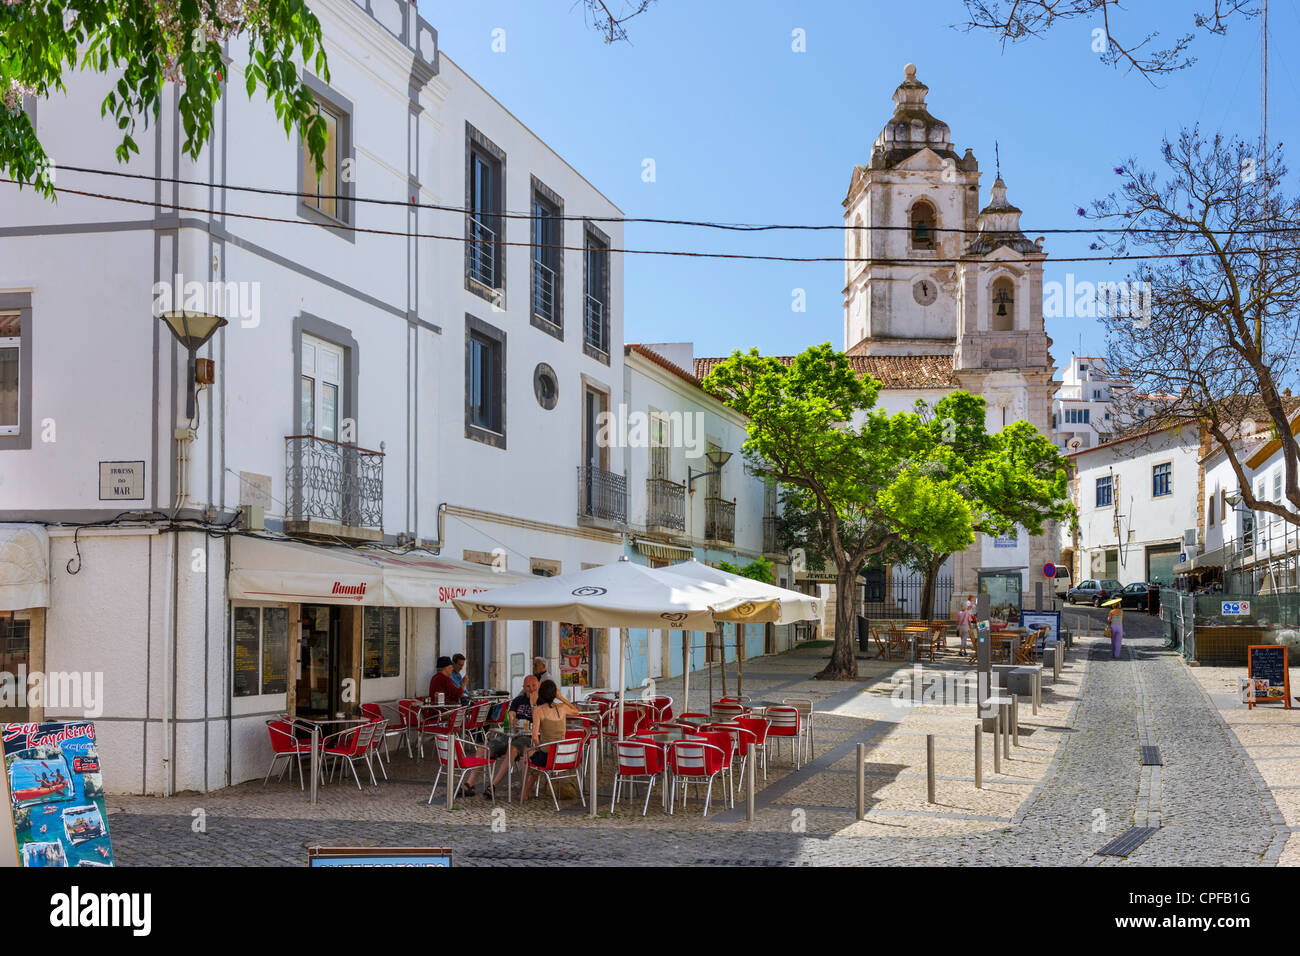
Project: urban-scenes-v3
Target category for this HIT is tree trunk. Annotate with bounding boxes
[817,567,861,679]
[919,553,949,619]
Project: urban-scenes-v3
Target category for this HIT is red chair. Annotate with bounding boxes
[735,715,771,781]
[718,695,750,704]
[462,699,493,744]
[650,695,674,722]
[765,706,802,769]
[419,705,466,758]
[320,723,378,790]
[711,700,748,722]
[667,738,727,816]
[523,736,588,811]
[696,729,736,806]
[360,703,407,766]
[427,733,494,806]
[782,696,815,762]
[263,719,314,789]
[611,739,665,816]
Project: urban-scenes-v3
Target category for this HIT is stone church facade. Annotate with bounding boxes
[699,64,1059,624]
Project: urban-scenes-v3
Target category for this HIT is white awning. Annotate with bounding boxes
[0,524,49,610]
[228,536,530,607]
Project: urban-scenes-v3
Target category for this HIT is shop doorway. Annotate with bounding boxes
[0,610,32,722]
[466,621,489,691]
[297,604,341,718]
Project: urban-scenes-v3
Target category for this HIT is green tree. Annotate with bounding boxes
[716,557,775,585]
[703,344,973,680]
[909,393,1072,617]
[2,0,333,198]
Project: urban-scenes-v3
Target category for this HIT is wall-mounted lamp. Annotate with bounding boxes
[160,310,227,420]
[687,449,732,493]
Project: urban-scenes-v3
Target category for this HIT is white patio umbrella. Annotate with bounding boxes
[453,559,734,762]
[648,559,823,705]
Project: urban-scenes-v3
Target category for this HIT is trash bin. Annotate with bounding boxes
[857,615,871,653]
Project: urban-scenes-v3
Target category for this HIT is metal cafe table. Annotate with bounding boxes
[290,715,370,805]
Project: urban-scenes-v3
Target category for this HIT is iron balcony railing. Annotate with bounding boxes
[285,435,384,532]
[468,215,497,288]
[646,477,686,532]
[532,259,557,326]
[584,294,606,354]
[705,496,736,545]
[579,464,626,524]
[763,514,778,554]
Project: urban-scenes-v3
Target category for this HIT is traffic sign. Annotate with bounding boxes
[1042,562,1057,578]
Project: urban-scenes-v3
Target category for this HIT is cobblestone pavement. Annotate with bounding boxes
[108,610,1288,865]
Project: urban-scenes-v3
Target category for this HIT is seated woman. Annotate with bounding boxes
[520,679,579,801]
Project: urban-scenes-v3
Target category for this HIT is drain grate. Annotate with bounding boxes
[1096,826,1158,858]
[1140,745,1163,766]
[465,849,585,861]
[691,858,811,867]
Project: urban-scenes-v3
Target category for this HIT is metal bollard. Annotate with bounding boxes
[974,723,983,789]
[993,711,1002,774]
[856,743,866,820]
[1002,703,1011,760]
[746,746,756,822]
[1013,695,1020,747]
[926,734,936,804]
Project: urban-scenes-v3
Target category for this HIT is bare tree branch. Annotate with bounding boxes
[576,0,656,43]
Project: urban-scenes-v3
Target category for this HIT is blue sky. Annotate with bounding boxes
[430,0,1297,367]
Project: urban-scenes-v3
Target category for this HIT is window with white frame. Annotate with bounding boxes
[0,312,18,435]
[301,335,344,442]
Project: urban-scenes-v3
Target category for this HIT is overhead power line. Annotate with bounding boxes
[0,178,1289,267]
[35,162,1300,240]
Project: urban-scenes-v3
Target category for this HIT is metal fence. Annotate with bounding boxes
[861,574,955,620]
[1161,588,1300,664]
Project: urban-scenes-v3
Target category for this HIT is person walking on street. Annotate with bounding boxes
[1105,599,1124,659]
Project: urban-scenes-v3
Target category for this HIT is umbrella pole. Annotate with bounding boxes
[737,625,744,699]
[618,626,627,743]
[718,624,727,700]
[708,632,713,706]
[682,632,690,715]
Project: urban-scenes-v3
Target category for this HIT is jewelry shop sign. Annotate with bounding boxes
[98,461,145,501]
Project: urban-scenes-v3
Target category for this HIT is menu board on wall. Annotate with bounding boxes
[3,721,114,866]
[381,607,401,678]
[261,607,289,695]
[363,607,401,679]
[559,623,589,687]
[232,606,261,698]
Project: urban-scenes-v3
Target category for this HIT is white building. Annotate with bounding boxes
[0,0,635,793]
[1052,354,1160,452]
[618,343,796,690]
[1066,425,1201,587]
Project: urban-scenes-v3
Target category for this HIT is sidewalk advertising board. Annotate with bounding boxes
[1247,645,1291,710]
[1020,610,1061,646]
[2,721,113,867]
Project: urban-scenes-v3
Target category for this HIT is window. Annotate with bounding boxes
[1079,363,1089,372]
[297,78,353,229]
[465,124,506,298]
[1209,487,1216,527]
[232,606,289,697]
[531,179,564,332]
[863,567,886,603]
[300,335,344,441]
[991,276,1014,331]
[465,314,506,446]
[1096,475,1113,507]
[531,566,555,662]
[583,223,610,358]
[1064,408,1092,425]
[0,311,18,436]
[909,200,936,250]
[1152,462,1172,497]
[1093,389,1102,400]
[362,606,401,679]
[650,414,670,479]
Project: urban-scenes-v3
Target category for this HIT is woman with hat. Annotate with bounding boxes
[1104,598,1124,658]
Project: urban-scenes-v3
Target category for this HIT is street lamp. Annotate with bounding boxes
[687,449,732,493]
[159,310,227,420]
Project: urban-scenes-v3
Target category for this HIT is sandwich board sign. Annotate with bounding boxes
[1246,645,1291,710]
[2,721,114,866]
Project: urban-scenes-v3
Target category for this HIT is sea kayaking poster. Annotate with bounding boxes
[2,721,113,867]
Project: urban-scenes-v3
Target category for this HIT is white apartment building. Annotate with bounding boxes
[0,0,635,793]
[1066,425,1201,586]
[617,344,795,691]
[1052,355,1159,452]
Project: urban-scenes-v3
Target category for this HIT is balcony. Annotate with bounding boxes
[578,464,626,526]
[468,216,497,289]
[584,294,607,355]
[532,259,558,327]
[646,478,686,534]
[762,514,779,555]
[704,496,735,547]
[285,435,384,542]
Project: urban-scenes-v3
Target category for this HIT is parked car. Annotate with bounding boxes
[1052,566,1073,600]
[1118,581,1159,609]
[1066,578,1124,606]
